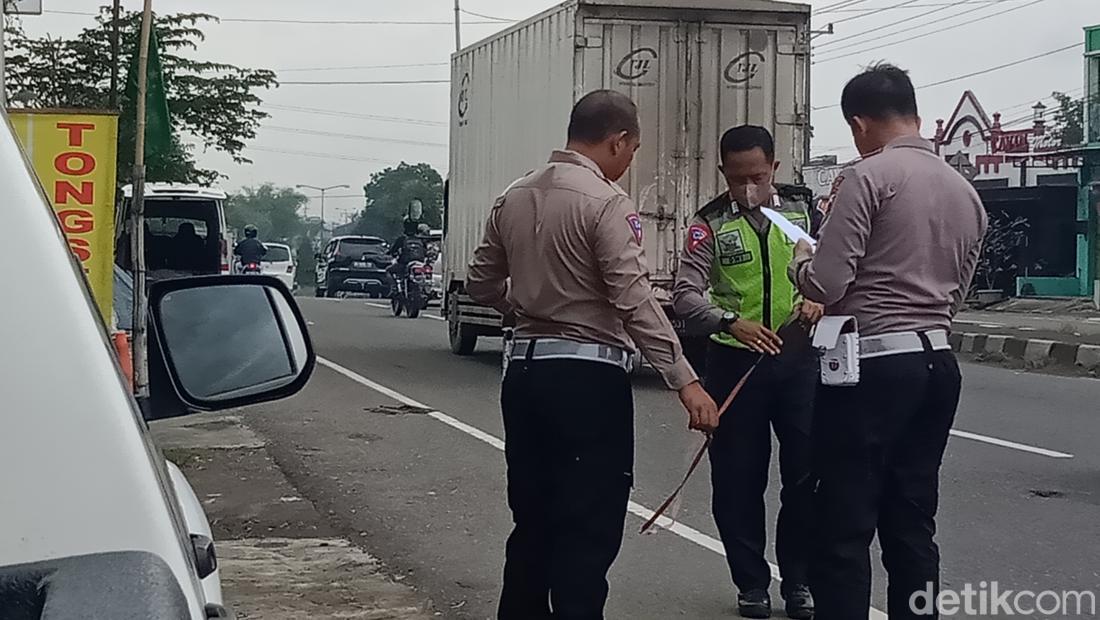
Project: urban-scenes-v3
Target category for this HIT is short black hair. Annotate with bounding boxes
[567,90,640,144]
[840,62,918,121]
[719,125,775,162]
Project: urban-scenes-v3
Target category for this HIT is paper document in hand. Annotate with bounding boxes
[760,207,816,249]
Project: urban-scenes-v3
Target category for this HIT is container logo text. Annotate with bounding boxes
[457,73,471,125]
[724,51,765,85]
[615,47,658,82]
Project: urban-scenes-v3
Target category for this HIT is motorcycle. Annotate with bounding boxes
[390,259,432,319]
[239,260,263,275]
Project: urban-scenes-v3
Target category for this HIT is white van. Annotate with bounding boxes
[3,109,315,619]
[117,184,232,280]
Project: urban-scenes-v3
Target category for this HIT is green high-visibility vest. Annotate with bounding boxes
[699,190,812,350]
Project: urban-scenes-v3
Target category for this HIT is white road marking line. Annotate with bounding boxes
[364,301,445,321]
[316,356,888,618]
[949,430,1073,459]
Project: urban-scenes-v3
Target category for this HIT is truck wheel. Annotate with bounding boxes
[449,319,478,355]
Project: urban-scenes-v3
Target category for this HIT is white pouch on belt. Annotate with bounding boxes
[812,316,860,386]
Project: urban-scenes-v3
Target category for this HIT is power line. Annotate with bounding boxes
[264,104,447,127]
[816,0,872,14]
[264,125,447,148]
[41,9,502,25]
[818,0,997,48]
[278,79,449,86]
[246,146,399,164]
[821,0,1039,12]
[826,0,926,26]
[460,8,514,22]
[813,42,1080,111]
[814,0,1047,62]
[275,62,448,73]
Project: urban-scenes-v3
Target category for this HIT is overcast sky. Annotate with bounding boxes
[16,0,1097,222]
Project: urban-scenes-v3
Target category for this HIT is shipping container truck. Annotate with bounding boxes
[443,0,812,356]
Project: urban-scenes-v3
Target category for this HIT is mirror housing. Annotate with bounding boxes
[144,275,315,418]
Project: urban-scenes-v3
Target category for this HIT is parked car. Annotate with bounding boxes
[2,108,315,619]
[116,184,232,281]
[315,235,390,298]
[261,242,297,291]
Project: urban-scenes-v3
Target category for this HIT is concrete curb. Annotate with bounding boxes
[951,331,1100,374]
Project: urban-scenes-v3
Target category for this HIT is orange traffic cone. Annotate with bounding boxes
[113,332,134,391]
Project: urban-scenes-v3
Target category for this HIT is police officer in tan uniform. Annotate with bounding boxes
[790,64,987,620]
[467,89,719,620]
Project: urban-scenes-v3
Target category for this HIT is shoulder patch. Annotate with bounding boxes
[819,173,845,216]
[626,213,644,244]
[687,224,711,253]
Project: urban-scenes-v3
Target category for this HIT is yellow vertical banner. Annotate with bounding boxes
[9,110,119,322]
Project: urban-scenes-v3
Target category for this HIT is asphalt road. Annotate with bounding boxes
[241,298,1100,619]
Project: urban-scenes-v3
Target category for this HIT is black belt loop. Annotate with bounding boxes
[916,331,934,354]
[525,338,537,362]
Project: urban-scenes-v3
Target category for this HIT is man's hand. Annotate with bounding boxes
[794,239,815,262]
[679,381,719,433]
[729,319,783,355]
[797,300,825,325]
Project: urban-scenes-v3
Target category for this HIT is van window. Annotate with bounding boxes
[118,198,222,276]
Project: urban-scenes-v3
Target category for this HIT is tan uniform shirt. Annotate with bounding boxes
[792,136,988,336]
[467,150,697,390]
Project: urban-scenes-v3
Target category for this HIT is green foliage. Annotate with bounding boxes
[225,184,319,244]
[1050,91,1084,147]
[355,162,443,241]
[2,7,276,185]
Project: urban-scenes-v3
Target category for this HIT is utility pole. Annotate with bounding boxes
[453,0,462,51]
[296,183,349,242]
[1,1,8,109]
[109,0,121,109]
[131,0,154,399]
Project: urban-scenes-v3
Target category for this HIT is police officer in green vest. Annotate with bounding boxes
[673,125,821,620]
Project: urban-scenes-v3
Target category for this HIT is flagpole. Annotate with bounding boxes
[131,0,154,399]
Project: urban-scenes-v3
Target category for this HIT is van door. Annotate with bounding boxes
[579,18,693,285]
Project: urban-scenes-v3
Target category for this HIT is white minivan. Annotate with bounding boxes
[2,110,315,619]
[117,184,233,280]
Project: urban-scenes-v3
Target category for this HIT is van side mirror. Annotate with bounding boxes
[148,276,314,412]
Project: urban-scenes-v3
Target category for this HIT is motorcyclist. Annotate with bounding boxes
[233,225,267,271]
[388,200,429,279]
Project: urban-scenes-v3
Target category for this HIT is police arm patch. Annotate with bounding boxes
[687,224,711,252]
[626,213,644,244]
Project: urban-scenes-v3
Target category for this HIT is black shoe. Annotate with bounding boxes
[737,589,772,619]
[782,584,814,620]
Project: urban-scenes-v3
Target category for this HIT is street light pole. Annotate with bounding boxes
[296,183,349,241]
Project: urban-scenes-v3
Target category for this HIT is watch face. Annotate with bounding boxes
[723,312,737,321]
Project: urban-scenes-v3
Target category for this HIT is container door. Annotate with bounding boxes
[694,23,808,203]
[578,18,692,282]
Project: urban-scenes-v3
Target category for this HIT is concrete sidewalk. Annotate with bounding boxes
[953,299,1100,374]
[151,414,435,619]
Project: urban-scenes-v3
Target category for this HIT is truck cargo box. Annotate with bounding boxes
[444,0,811,354]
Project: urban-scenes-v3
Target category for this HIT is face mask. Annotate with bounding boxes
[729,183,766,209]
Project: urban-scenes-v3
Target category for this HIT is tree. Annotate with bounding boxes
[2,7,277,185]
[972,211,1030,295]
[355,162,444,241]
[225,184,318,243]
[1050,91,1084,147]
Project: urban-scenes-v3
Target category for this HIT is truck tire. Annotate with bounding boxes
[449,319,478,355]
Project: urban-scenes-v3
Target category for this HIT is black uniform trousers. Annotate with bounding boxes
[809,337,962,620]
[498,356,633,620]
[705,341,816,595]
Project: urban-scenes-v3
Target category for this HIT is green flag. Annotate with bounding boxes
[124,25,172,160]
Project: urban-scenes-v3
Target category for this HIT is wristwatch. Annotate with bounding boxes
[718,311,738,333]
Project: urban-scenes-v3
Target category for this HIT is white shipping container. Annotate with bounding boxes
[444,0,811,353]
